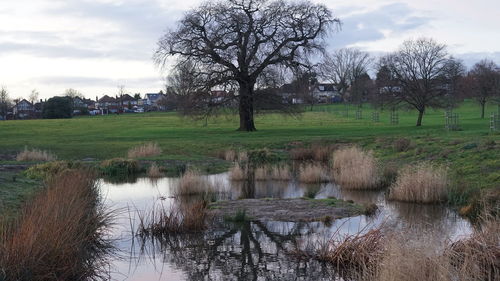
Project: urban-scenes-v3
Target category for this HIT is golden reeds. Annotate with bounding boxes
[16,147,56,162]
[388,163,448,203]
[127,142,162,158]
[332,146,380,189]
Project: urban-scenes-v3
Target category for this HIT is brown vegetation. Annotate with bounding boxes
[332,146,380,189]
[229,163,247,181]
[0,170,112,281]
[388,163,448,203]
[16,147,56,162]
[147,163,164,178]
[174,170,216,196]
[270,165,292,181]
[298,163,330,183]
[137,201,208,236]
[290,144,338,161]
[393,138,413,152]
[127,142,162,158]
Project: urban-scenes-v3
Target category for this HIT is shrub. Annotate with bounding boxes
[0,170,113,281]
[332,147,380,189]
[100,158,139,176]
[247,148,279,165]
[24,161,82,180]
[127,142,162,158]
[298,163,329,183]
[16,147,56,162]
[229,163,247,181]
[147,163,164,178]
[393,138,412,152]
[388,163,448,203]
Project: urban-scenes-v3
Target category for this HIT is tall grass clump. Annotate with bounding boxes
[147,163,164,178]
[298,163,330,183]
[290,144,337,162]
[229,163,247,181]
[332,146,380,189]
[388,163,448,203]
[16,147,56,162]
[137,201,208,236]
[173,170,219,199]
[271,165,291,181]
[127,142,162,158]
[254,166,269,181]
[0,170,113,281]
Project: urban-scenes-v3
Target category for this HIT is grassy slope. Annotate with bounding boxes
[0,101,498,202]
[0,171,42,218]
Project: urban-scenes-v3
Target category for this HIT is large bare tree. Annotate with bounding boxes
[319,48,372,101]
[466,59,500,118]
[382,38,463,126]
[155,0,338,131]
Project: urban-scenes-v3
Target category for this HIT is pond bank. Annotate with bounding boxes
[209,197,365,222]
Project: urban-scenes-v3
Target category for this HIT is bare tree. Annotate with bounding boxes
[28,89,39,104]
[382,38,462,126]
[117,85,126,109]
[319,48,372,101]
[466,59,500,118]
[64,88,84,99]
[0,86,11,120]
[155,0,338,131]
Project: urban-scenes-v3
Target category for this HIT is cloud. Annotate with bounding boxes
[327,2,431,49]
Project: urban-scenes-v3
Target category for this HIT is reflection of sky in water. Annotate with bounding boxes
[100,173,473,281]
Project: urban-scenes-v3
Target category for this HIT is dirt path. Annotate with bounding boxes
[209,198,365,222]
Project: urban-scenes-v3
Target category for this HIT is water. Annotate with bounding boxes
[100,173,473,281]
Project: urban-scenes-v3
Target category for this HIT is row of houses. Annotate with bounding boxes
[6,92,167,120]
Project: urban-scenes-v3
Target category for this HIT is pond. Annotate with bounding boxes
[100,172,472,281]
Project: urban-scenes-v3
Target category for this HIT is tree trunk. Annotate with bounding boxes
[416,109,424,126]
[238,82,256,131]
[480,102,485,119]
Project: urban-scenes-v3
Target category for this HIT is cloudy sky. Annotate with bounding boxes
[1,0,499,100]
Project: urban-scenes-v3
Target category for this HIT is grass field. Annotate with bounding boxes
[0,100,499,207]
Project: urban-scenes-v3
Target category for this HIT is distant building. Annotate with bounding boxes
[12,99,34,119]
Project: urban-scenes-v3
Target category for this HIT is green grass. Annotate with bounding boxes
[0,100,498,206]
[0,171,42,218]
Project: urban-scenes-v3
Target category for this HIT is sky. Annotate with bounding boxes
[0,0,499,100]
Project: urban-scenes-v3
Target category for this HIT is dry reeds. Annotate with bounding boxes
[318,228,386,274]
[173,170,219,199]
[298,163,330,183]
[0,170,113,281]
[270,165,291,181]
[127,142,162,158]
[16,147,56,162]
[388,163,448,203]
[138,201,208,236]
[229,163,247,181]
[254,166,268,181]
[332,146,380,189]
[290,144,337,162]
[147,163,164,178]
[446,220,499,280]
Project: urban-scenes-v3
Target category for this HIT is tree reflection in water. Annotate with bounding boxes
[132,219,336,280]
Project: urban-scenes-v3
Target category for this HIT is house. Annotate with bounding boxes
[12,99,34,119]
[96,95,119,114]
[119,94,138,109]
[144,92,167,111]
[312,83,341,103]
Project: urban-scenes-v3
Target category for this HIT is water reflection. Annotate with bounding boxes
[100,173,473,281]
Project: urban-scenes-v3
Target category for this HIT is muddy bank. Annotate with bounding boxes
[209,198,365,222]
